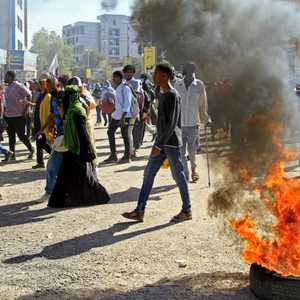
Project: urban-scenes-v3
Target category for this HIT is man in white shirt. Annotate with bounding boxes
[123,64,143,159]
[175,62,209,182]
[104,71,133,164]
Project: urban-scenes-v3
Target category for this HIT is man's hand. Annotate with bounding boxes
[151,146,161,157]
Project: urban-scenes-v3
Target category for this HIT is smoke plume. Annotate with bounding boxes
[100,0,118,11]
[133,0,300,240]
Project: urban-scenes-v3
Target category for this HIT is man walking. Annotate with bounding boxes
[123,65,143,159]
[175,62,209,182]
[104,71,133,164]
[3,71,34,160]
[122,63,192,223]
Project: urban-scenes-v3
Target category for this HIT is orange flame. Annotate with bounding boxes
[231,116,300,277]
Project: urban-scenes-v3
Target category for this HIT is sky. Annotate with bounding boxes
[27,0,134,45]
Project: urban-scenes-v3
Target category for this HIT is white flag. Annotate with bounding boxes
[48,55,59,75]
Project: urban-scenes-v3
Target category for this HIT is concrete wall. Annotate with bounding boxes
[98,14,139,61]
[63,22,100,62]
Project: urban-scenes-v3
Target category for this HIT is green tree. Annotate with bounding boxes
[81,48,105,69]
[30,28,75,76]
[72,48,108,79]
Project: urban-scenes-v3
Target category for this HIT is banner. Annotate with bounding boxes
[144,47,157,72]
[85,68,92,79]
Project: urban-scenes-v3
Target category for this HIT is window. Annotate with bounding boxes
[75,37,78,43]
[17,0,23,9]
[109,47,120,56]
[109,38,120,46]
[109,28,120,37]
[113,20,116,26]
[17,40,23,50]
[75,45,84,55]
[17,16,23,32]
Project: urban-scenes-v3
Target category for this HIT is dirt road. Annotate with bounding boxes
[0,126,256,300]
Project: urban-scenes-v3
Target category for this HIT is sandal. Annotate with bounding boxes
[191,172,200,183]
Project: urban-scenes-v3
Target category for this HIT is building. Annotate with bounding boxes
[0,0,36,81]
[62,22,100,63]
[0,49,7,82]
[97,14,139,63]
[0,0,28,51]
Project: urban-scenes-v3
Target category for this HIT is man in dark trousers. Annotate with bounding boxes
[3,71,34,160]
[104,71,133,164]
[122,63,192,223]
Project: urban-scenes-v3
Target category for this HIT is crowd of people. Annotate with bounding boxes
[0,61,210,222]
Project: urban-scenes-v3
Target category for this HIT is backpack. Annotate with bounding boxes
[101,89,116,114]
[122,84,140,119]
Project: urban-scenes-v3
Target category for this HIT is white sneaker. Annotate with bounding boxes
[35,193,50,203]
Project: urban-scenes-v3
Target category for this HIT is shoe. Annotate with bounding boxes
[122,210,144,222]
[103,156,118,164]
[118,156,131,164]
[171,211,192,223]
[2,151,13,163]
[35,193,50,203]
[32,163,45,169]
[28,148,35,160]
[131,152,138,161]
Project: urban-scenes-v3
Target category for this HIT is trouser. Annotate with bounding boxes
[4,116,33,154]
[0,143,9,156]
[128,118,136,155]
[96,106,102,123]
[107,118,130,158]
[36,134,52,165]
[45,150,64,194]
[133,117,145,151]
[136,146,191,213]
[105,113,112,125]
[25,115,32,138]
[181,126,199,181]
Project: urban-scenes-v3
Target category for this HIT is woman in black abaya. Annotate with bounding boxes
[48,85,110,208]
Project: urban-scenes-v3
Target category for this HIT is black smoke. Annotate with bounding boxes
[132,0,300,235]
[100,0,118,11]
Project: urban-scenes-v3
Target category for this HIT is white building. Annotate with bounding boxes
[0,0,28,51]
[97,14,139,62]
[63,22,100,63]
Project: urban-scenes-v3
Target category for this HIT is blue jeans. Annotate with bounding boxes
[136,146,191,213]
[0,144,9,156]
[45,151,63,194]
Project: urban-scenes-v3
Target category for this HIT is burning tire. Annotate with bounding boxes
[250,264,300,300]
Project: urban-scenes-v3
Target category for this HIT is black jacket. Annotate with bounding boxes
[155,89,182,149]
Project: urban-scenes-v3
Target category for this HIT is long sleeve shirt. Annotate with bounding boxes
[4,81,32,118]
[155,89,182,149]
[112,83,133,120]
[175,78,209,127]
